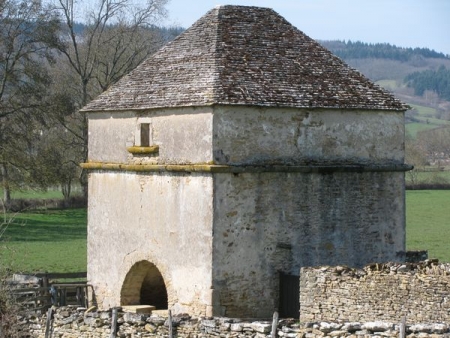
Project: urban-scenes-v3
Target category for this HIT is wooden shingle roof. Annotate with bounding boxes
[82,5,407,112]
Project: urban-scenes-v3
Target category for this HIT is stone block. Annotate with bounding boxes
[342,322,362,332]
[123,312,145,323]
[362,322,394,332]
[122,305,155,314]
[230,323,244,332]
[251,322,272,333]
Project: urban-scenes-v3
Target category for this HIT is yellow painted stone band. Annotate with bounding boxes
[80,162,413,173]
[126,146,159,154]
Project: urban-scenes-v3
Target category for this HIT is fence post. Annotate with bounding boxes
[110,307,118,338]
[44,307,54,338]
[168,309,173,338]
[42,274,50,310]
[399,316,406,338]
[271,311,279,338]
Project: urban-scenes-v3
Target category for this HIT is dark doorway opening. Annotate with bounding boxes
[279,272,300,318]
[121,260,168,309]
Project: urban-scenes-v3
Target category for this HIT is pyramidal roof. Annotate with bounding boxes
[82,5,407,112]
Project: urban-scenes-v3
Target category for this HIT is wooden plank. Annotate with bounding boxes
[36,272,87,279]
[12,278,92,312]
[17,296,51,304]
[12,287,48,293]
[12,272,87,283]
[12,274,41,284]
[21,305,48,312]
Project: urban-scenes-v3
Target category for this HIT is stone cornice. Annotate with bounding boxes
[80,162,413,173]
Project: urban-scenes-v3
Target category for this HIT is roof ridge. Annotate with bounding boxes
[212,6,223,104]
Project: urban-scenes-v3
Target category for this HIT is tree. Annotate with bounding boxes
[30,124,81,205]
[0,0,61,208]
[405,134,427,186]
[416,127,450,167]
[49,0,170,195]
[404,66,450,101]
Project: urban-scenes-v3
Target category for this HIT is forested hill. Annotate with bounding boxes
[321,40,449,61]
[319,40,450,111]
[320,40,450,162]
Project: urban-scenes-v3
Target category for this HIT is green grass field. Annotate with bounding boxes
[1,189,449,273]
[406,190,450,262]
[405,103,450,138]
[405,122,439,138]
[0,186,83,200]
[1,208,87,273]
[409,104,438,118]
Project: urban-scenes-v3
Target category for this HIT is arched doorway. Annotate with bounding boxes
[120,260,168,309]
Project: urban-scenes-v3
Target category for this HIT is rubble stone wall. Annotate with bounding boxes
[24,307,297,338]
[300,260,450,324]
[211,170,405,318]
[23,305,450,338]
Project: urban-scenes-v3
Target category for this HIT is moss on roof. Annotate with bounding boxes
[82,5,407,112]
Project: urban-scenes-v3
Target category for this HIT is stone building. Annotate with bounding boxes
[81,5,409,318]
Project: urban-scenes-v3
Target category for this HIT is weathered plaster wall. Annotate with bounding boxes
[87,107,213,164]
[300,261,450,324]
[87,111,136,164]
[87,106,405,166]
[87,171,214,315]
[213,107,404,165]
[86,104,407,318]
[212,171,405,317]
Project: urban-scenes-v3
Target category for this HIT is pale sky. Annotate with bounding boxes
[163,0,450,56]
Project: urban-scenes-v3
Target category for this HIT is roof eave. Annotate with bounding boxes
[81,101,408,113]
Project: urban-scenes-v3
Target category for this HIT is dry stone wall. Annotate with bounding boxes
[21,305,450,338]
[24,306,296,338]
[300,260,450,324]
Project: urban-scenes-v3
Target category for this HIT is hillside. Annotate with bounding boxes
[321,41,450,138]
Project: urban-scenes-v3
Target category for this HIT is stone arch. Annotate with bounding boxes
[120,260,168,309]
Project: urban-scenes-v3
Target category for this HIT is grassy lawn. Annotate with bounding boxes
[406,190,450,262]
[405,103,450,138]
[1,186,83,200]
[1,208,87,273]
[406,122,438,138]
[409,104,437,118]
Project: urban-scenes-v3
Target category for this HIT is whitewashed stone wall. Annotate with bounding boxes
[86,104,406,317]
[87,107,214,165]
[213,107,405,165]
[87,106,404,167]
[87,171,214,315]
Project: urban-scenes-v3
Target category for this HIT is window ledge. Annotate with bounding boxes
[127,145,159,155]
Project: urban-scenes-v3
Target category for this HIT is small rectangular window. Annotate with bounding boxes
[140,123,150,147]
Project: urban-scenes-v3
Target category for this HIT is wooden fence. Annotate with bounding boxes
[10,272,93,314]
